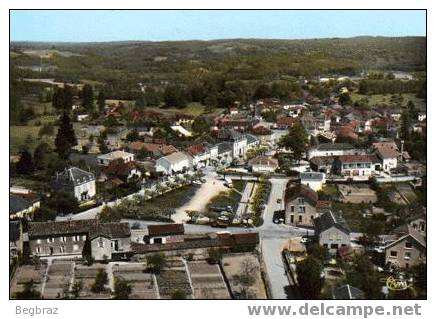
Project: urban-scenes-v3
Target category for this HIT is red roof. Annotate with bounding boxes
[337,154,378,163]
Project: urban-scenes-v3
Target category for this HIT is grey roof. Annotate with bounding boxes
[317,143,354,151]
[246,134,259,145]
[10,194,37,215]
[300,172,325,181]
[217,142,233,154]
[314,210,350,235]
[54,167,95,187]
[333,284,365,299]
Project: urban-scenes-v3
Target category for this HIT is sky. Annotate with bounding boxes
[10,10,426,42]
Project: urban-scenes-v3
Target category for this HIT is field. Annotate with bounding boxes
[351,93,426,110]
[147,102,224,117]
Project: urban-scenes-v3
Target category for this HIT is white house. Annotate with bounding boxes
[314,210,350,253]
[375,148,399,173]
[53,167,96,201]
[156,152,192,175]
[97,150,135,166]
[300,172,326,191]
[249,155,279,173]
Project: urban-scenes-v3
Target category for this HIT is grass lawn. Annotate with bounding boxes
[10,126,48,154]
[147,185,200,210]
[331,202,369,233]
[206,180,245,212]
[350,93,426,110]
[147,102,224,117]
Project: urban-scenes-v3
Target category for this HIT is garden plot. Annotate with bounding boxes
[222,253,267,299]
[187,261,230,299]
[43,260,74,299]
[156,259,193,299]
[10,264,47,298]
[74,264,111,299]
[112,263,158,299]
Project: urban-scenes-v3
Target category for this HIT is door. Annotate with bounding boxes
[49,247,54,255]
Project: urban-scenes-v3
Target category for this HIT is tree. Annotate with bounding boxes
[207,248,223,264]
[232,257,258,299]
[338,92,352,106]
[98,206,121,223]
[306,243,329,264]
[126,129,140,142]
[146,253,167,273]
[346,254,382,299]
[16,148,34,175]
[91,269,108,293]
[278,122,308,161]
[296,256,323,299]
[71,280,83,299]
[113,277,132,299]
[13,280,41,299]
[46,191,79,215]
[171,289,187,299]
[33,142,52,170]
[97,91,106,112]
[400,108,411,141]
[164,85,188,108]
[191,116,210,135]
[55,112,77,159]
[82,84,94,112]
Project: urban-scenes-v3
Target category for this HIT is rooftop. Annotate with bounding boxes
[314,210,350,235]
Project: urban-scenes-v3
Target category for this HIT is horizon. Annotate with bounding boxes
[10,10,426,42]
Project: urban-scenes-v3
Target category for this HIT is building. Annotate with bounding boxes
[307,143,357,160]
[249,155,279,173]
[10,193,40,219]
[299,172,326,191]
[374,147,399,173]
[314,210,350,253]
[333,155,378,177]
[128,142,178,159]
[385,225,426,269]
[332,284,365,300]
[309,156,335,174]
[101,160,142,185]
[52,167,96,201]
[27,220,131,261]
[284,185,330,227]
[145,224,185,244]
[97,150,135,166]
[156,151,192,175]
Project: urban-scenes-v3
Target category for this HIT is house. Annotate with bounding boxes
[10,221,22,257]
[332,284,365,300]
[275,116,296,129]
[156,152,192,175]
[128,142,178,159]
[314,210,350,253]
[97,150,135,166]
[249,155,279,173]
[145,224,185,244]
[333,155,379,177]
[309,156,335,174]
[300,172,326,191]
[101,159,142,184]
[186,143,212,168]
[52,167,96,201]
[373,143,399,173]
[27,220,131,261]
[307,143,357,160]
[284,185,330,227]
[385,225,426,269]
[10,193,40,219]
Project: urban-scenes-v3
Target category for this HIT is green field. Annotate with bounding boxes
[148,102,224,117]
[351,93,426,110]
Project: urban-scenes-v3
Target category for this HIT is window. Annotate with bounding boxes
[36,247,41,254]
[405,242,412,249]
[47,237,54,243]
[331,244,339,249]
[98,238,105,248]
[299,206,305,213]
[290,215,294,224]
[298,215,302,223]
[59,246,65,253]
[323,244,328,248]
[82,235,87,241]
[404,252,411,260]
[297,198,304,204]
[290,206,294,213]
[60,236,67,242]
[73,235,80,242]
[390,251,398,257]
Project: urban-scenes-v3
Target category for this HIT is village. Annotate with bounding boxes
[10,37,426,300]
